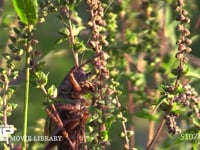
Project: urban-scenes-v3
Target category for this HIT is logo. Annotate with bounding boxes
[0,125,14,141]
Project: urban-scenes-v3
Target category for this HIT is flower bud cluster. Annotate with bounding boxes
[86,1,112,147]
[164,84,200,135]
[174,84,200,120]
[86,0,108,51]
[175,0,192,62]
[86,0,110,87]
[164,113,181,135]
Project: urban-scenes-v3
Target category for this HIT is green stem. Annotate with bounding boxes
[68,17,79,66]
[22,25,32,150]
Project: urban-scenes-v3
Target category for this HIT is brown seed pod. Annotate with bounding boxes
[185,47,192,53]
[177,0,184,6]
[176,24,184,31]
[182,28,190,36]
[184,38,192,45]
[176,14,185,21]
[181,10,188,15]
[176,40,182,45]
[178,44,186,51]
[182,17,191,23]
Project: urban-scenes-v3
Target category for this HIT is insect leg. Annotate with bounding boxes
[69,67,82,92]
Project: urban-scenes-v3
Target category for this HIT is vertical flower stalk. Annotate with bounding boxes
[161,0,193,136]
[86,0,110,149]
[147,0,193,149]
[161,0,199,140]
[174,0,192,87]
[1,53,15,146]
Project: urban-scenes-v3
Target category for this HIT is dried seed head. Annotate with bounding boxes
[102,39,109,46]
[89,41,96,49]
[176,14,185,21]
[183,18,190,23]
[175,52,184,60]
[30,39,39,45]
[39,17,45,23]
[88,21,93,27]
[176,40,182,45]
[177,0,184,6]
[164,113,181,135]
[178,44,186,51]
[182,28,190,36]
[176,24,184,31]
[101,52,110,60]
[182,10,188,15]
[34,50,42,57]
[183,56,189,63]
[184,38,192,45]
[59,7,70,18]
[175,6,181,12]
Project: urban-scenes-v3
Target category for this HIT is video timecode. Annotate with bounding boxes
[180,133,200,140]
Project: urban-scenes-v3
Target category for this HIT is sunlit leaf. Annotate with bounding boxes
[47,85,57,99]
[12,0,38,25]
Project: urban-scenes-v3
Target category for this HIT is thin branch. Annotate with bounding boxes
[116,97,130,149]
[68,13,79,66]
[124,53,134,148]
[1,69,11,144]
[147,118,166,150]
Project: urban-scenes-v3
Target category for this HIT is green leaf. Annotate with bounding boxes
[100,130,109,141]
[3,143,10,150]
[187,72,200,79]
[73,26,85,36]
[6,88,15,99]
[56,38,66,44]
[32,71,48,88]
[135,108,159,121]
[2,53,11,60]
[57,28,69,36]
[47,85,58,99]
[171,103,185,114]
[12,0,38,25]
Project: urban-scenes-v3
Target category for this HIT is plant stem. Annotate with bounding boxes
[2,71,10,144]
[125,54,134,148]
[147,114,155,147]
[116,97,130,149]
[147,118,165,150]
[22,25,32,150]
[68,17,79,66]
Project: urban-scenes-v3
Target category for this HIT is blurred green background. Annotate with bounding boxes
[0,0,200,150]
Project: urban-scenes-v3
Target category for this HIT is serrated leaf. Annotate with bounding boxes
[12,0,38,25]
